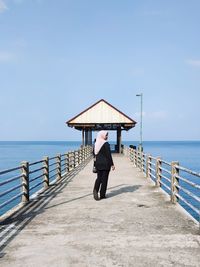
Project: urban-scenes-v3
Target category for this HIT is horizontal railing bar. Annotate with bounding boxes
[160,166,171,175]
[176,193,199,215]
[49,156,58,160]
[0,174,22,186]
[176,175,200,189]
[160,180,171,191]
[149,156,157,160]
[176,184,200,203]
[149,167,156,172]
[29,181,43,192]
[49,162,57,167]
[176,165,200,178]
[0,166,21,176]
[0,192,23,210]
[0,145,92,217]
[29,174,44,183]
[0,183,22,198]
[49,173,57,180]
[161,160,171,166]
[60,154,66,157]
[29,160,44,166]
[175,165,200,178]
[161,174,171,183]
[49,167,58,174]
[150,173,156,179]
[124,145,200,222]
[29,167,44,175]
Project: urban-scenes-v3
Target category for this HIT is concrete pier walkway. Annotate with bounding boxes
[0,154,200,267]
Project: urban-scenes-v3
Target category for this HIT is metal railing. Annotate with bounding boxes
[124,146,200,223]
[0,146,92,219]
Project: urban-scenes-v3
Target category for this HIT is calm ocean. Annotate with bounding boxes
[1,141,200,172]
[0,141,82,170]
[0,141,199,220]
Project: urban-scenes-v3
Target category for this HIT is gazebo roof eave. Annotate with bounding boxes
[68,122,136,131]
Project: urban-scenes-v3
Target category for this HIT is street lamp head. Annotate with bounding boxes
[136,94,141,96]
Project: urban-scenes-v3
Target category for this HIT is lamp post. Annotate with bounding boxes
[136,93,143,151]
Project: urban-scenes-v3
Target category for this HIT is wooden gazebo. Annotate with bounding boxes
[66,99,136,153]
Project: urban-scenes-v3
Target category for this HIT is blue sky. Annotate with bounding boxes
[0,0,200,141]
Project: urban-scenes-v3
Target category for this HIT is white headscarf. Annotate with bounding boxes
[94,130,108,155]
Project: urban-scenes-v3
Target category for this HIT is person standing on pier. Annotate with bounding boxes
[93,130,115,200]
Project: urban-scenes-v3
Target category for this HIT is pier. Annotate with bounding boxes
[0,153,199,267]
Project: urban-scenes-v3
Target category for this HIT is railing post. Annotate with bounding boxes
[134,149,137,167]
[133,149,135,164]
[146,155,149,178]
[69,152,71,171]
[74,151,76,168]
[129,148,133,162]
[78,149,81,165]
[146,155,151,178]
[21,161,29,203]
[171,161,179,204]
[76,150,79,165]
[65,152,69,173]
[141,152,143,172]
[57,154,61,181]
[83,147,86,160]
[129,148,131,161]
[156,157,162,186]
[140,151,144,173]
[43,156,49,189]
[73,151,75,168]
[80,148,83,163]
[132,149,135,166]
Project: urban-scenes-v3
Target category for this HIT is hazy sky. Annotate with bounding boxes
[0,0,200,141]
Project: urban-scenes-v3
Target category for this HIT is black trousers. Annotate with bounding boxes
[94,170,110,198]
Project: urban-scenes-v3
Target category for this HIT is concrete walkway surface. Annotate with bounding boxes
[0,154,199,267]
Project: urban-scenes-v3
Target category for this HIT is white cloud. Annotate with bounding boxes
[1,0,43,12]
[0,51,15,62]
[0,0,7,12]
[186,59,200,67]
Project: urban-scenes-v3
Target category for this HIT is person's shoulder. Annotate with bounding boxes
[103,142,110,148]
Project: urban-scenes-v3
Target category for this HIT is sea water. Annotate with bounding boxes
[0,141,199,220]
[124,141,200,172]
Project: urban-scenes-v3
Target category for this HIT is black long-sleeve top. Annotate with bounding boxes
[95,142,114,171]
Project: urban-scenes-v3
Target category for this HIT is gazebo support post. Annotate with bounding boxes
[82,129,85,147]
[89,130,92,145]
[85,129,88,146]
[117,127,122,153]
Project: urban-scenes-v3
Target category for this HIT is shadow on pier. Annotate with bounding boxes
[0,155,199,266]
[0,158,91,257]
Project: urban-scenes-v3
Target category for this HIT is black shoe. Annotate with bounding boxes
[100,196,106,200]
[93,190,99,201]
